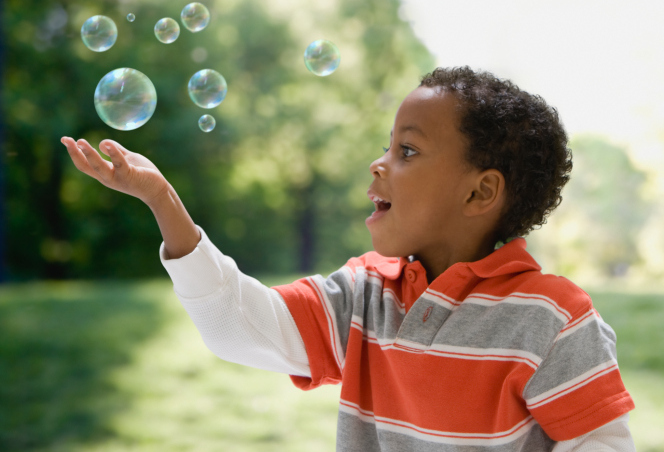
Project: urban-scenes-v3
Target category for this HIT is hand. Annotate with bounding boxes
[61,137,170,207]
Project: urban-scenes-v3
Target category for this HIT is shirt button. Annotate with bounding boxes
[406,269,417,282]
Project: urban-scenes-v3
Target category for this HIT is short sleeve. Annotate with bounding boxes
[523,307,635,441]
[273,264,357,390]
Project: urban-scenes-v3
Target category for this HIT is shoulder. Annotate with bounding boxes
[513,271,593,321]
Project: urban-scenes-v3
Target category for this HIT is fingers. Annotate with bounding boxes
[61,136,101,180]
[75,139,114,182]
[99,140,129,170]
[99,139,131,158]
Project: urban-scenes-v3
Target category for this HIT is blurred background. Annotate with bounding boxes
[1,0,663,450]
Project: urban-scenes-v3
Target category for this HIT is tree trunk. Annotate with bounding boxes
[42,142,67,279]
[0,2,6,283]
[296,186,315,273]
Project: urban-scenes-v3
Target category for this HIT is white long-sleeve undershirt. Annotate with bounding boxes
[160,226,635,451]
[160,226,310,377]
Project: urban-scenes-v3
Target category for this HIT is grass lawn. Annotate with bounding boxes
[1,278,663,451]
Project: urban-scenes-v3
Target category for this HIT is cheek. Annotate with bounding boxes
[414,183,457,221]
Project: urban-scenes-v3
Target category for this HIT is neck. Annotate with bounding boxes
[414,234,496,284]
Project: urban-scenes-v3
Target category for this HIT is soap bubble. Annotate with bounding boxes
[81,15,117,52]
[127,13,135,22]
[94,68,157,131]
[304,40,340,76]
[181,2,210,32]
[154,17,180,44]
[198,114,216,132]
[188,69,227,108]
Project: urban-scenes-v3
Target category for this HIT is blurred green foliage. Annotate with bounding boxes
[562,136,650,275]
[527,134,652,280]
[3,0,434,280]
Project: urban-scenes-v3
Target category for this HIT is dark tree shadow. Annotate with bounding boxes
[0,280,166,450]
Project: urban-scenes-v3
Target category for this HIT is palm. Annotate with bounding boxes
[124,151,157,170]
[62,137,170,206]
[116,152,168,202]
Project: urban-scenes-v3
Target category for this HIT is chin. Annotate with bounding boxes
[370,237,407,258]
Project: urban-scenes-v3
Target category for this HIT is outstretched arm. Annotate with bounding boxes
[62,137,310,375]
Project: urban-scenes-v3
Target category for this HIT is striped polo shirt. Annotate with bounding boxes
[274,238,635,451]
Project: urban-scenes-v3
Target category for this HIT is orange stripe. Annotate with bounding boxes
[340,340,532,434]
[529,370,634,441]
[528,364,619,408]
[305,277,343,370]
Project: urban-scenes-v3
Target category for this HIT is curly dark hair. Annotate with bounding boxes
[420,66,573,241]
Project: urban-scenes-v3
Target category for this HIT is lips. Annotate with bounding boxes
[366,191,391,225]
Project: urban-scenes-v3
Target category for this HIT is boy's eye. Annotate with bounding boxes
[402,146,417,158]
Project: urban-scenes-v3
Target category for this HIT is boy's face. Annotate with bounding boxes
[366,86,481,261]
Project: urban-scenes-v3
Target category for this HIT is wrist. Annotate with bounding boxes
[147,184,201,260]
[145,182,175,212]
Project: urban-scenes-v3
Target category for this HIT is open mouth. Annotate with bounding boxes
[370,194,392,212]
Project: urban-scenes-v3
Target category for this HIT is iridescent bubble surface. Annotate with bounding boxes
[81,15,117,52]
[154,17,180,44]
[127,13,135,22]
[303,40,340,76]
[188,69,227,108]
[198,114,216,132]
[94,68,157,131]
[181,2,210,32]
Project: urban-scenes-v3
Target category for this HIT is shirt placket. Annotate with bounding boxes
[394,264,474,351]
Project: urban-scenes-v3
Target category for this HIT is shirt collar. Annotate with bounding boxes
[372,238,541,280]
[466,237,541,278]
[374,256,410,280]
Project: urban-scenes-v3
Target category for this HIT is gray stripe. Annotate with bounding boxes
[337,410,382,452]
[355,284,564,361]
[362,271,404,340]
[337,411,555,452]
[313,269,358,356]
[524,316,618,399]
[434,303,563,358]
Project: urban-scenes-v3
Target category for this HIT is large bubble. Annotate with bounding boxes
[188,69,227,108]
[304,40,341,76]
[81,15,117,52]
[198,114,216,132]
[181,3,210,32]
[154,17,180,44]
[94,68,157,131]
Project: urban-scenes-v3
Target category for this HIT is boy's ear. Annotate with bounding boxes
[463,169,505,217]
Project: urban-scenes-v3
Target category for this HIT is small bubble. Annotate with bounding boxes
[154,17,180,44]
[181,2,210,32]
[94,68,157,131]
[198,114,216,132]
[188,69,227,109]
[304,39,340,76]
[127,13,135,22]
[81,15,117,52]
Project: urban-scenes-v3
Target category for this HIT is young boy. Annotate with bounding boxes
[62,66,635,451]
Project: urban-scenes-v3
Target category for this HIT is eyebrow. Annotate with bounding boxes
[391,125,427,139]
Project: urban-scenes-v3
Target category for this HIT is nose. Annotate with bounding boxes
[369,154,387,178]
